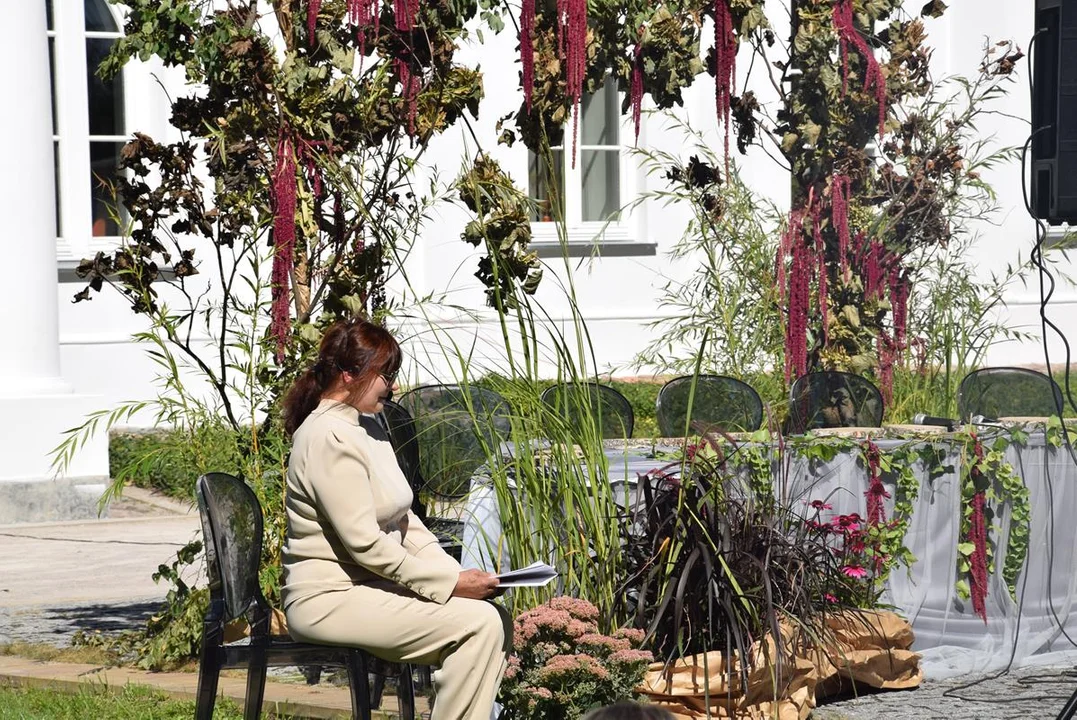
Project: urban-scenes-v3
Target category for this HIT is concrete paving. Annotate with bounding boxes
[0,488,425,717]
[815,666,1077,719]
[0,487,202,645]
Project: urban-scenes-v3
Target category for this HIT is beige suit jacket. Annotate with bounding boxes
[281,399,460,608]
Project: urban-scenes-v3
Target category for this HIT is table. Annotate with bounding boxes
[459,429,1077,679]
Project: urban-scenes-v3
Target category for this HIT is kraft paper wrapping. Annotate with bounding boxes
[223,606,290,643]
[638,610,922,719]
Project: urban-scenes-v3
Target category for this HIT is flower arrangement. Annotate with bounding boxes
[497,597,654,720]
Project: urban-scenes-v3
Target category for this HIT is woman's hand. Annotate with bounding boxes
[451,569,500,599]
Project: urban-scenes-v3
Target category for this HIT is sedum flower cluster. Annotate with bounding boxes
[497,597,653,720]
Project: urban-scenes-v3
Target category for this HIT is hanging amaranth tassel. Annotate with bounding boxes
[889,267,909,350]
[349,0,380,55]
[967,436,989,623]
[811,200,828,346]
[832,0,887,138]
[308,0,322,45]
[557,0,587,167]
[863,439,891,572]
[270,131,298,363]
[831,173,852,276]
[394,0,419,31]
[520,0,536,112]
[783,209,810,383]
[396,57,420,135]
[631,27,644,144]
[862,239,887,301]
[714,0,736,165]
[877,331,895,405]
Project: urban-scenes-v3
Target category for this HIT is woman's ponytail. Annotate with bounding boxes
[282,368,324,436]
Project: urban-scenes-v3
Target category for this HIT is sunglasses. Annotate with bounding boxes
[379,370,398,385]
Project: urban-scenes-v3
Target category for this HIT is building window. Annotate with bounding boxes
[86,0,126,237]
[49,0,127,254]
[47,0,61,237]
[528,80,624,228]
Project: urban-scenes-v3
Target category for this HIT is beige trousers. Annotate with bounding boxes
[285,582,511,720]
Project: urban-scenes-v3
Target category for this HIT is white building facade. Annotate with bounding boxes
[2,1,1070,516]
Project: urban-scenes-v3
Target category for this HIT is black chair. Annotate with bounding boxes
[397,384,513,500]
[655,375,764,436]
[379,399,463,560]
[957,367,1065,421]
[195,472,416,720]
[540,382,635,439]
[787,371,884,434]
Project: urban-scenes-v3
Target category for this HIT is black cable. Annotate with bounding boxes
[1013,20,1077,720]
[940,24,1077,704]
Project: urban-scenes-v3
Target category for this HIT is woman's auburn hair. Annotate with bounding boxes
[281,318,402,436]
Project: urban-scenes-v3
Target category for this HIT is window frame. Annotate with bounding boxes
[527,81,652,255]
[50,0,127,263]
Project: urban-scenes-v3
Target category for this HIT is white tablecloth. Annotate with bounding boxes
[459,433,1077,679]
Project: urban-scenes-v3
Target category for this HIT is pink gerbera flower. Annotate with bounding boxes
[810,499,833,510]
[841,565,868,579]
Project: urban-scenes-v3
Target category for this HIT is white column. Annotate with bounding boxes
[0,2,107,487]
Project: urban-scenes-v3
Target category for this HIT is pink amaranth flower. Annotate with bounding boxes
[842,564,868,579]
[825,593,839,603]
[520,0,535,111]
[810,499,833,511]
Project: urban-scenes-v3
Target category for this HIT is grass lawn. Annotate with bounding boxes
[0,683,253,719]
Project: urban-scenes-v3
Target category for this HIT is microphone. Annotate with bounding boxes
[970,415,1000,425]
[912,413,957,431]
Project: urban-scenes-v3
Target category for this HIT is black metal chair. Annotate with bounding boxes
[194,472,416,720]
[397,384,513,500]
[379,399,463,560]
[787,371,884,434]
[655,375,764,436]
[957,367,1065,421]
[540,382,635,439]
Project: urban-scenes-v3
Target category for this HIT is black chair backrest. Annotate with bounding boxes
[957,367,1064,421]
[655,375,763,436]
[540,382,635,439]
[787,371,884,434]
[379,399,427,517]
[196,472,266,624]
[397,384,512,498]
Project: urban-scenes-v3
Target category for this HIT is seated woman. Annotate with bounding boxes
[280,318,509,720]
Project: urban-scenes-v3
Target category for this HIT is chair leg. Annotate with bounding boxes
[245,650,268,720]
[345,649,372,720]
[301,664,323,685]
[397,663,416,720]
[370,673,386,709]
[195,623,223,720]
